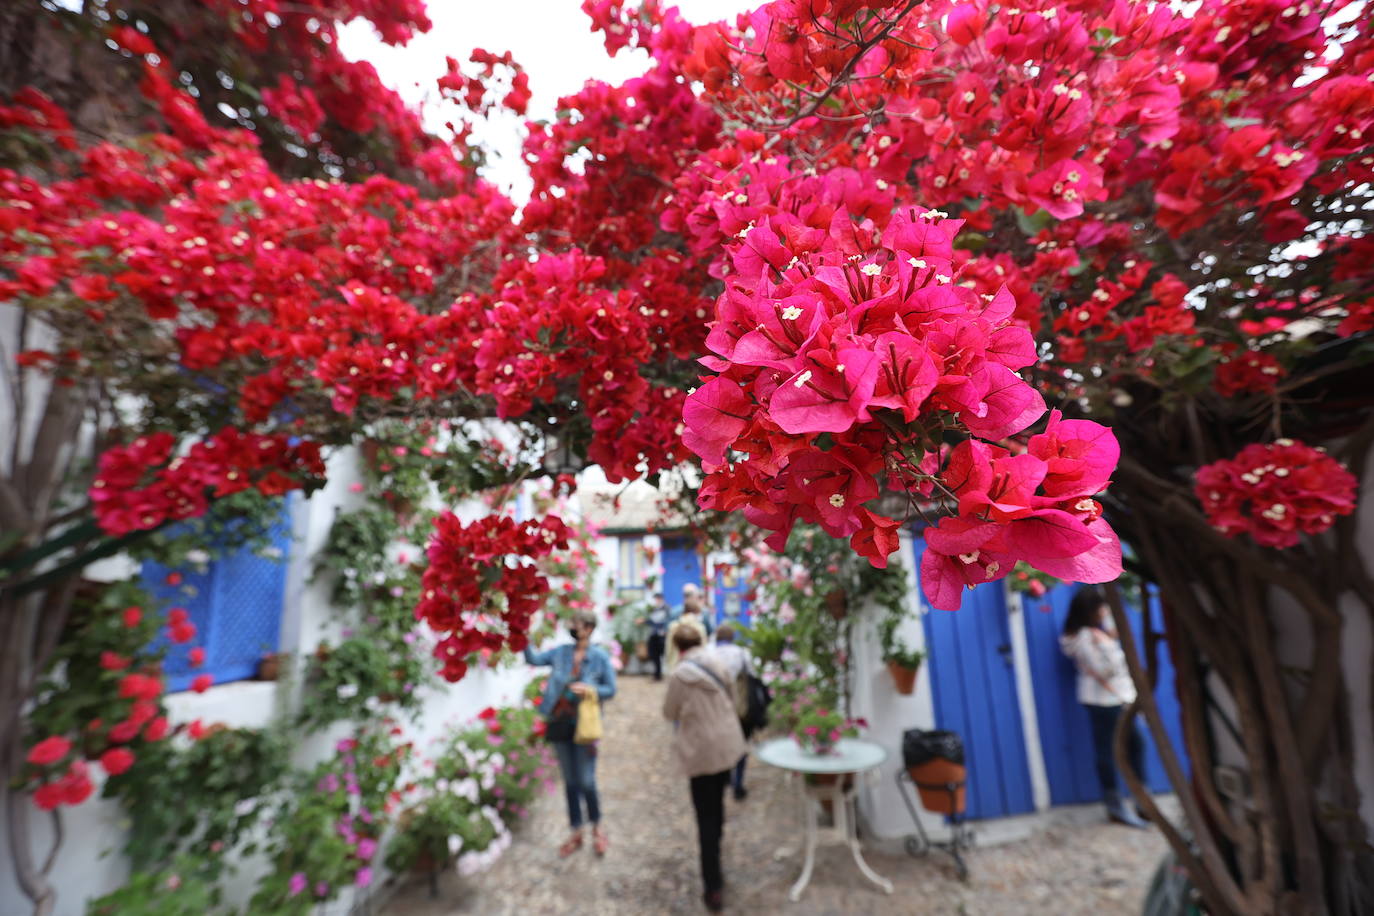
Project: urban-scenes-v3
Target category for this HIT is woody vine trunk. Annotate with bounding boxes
[1099,421,1374,916]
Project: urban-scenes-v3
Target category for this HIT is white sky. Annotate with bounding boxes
[339,0,752,202]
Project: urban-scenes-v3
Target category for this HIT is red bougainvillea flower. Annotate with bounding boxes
[100,747,135,776]
[1214,350,1285,397]
[191,674,214,694]
[188,647,206,667]
[1195,439,1358,548]
[418,513,571,682]
[26,736,71,767]
[121,606,142,628]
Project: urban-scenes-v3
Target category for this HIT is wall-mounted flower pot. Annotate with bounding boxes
[887,660,920,695]
[256,653,283,681]
[824,587,848,621]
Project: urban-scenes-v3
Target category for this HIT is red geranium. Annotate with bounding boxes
[100,748,135,776]
[26,736,71,767]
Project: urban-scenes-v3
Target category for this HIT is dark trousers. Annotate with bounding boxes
[647,633,666,680]
[731,754,747,794]
[1085,703,1146,794]
[689,770,730,894]
[552,740,601,829]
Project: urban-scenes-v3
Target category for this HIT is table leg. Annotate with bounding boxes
[843,795,894,895]
[787,777,819,903]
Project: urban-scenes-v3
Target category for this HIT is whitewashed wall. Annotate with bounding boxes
[851,529,946,842]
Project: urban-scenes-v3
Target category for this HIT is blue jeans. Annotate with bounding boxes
[552,740,601,829]
[731,754,747,794]
[1085,703,1146,794]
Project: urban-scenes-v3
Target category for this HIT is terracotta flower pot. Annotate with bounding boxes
[359,439,384,471]
[886,659,920,695]
[824,587,848,621]
[805,772,855,817]
[908,759,967,815]
[256,653,282,681]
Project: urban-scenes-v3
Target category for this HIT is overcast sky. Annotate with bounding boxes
[338,0,751,201]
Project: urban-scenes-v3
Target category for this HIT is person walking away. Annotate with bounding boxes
[525,609,618,855]
[663,626,747,913]
[665,595,709,673]
[1059,587,1149,829]
[710,623,753,800]
[645,594,670,681]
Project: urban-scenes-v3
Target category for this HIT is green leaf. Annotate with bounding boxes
[1014,207,1053,236]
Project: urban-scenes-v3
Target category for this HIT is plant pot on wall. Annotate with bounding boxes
[256,653,283,681]
[824,587,848,621]
[886,659,920,695]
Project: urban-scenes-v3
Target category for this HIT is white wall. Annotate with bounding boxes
[852,529,947,842]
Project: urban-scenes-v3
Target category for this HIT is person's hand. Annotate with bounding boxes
[570,681,593,698]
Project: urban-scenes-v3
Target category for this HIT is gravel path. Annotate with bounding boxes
[382,674,1167,916]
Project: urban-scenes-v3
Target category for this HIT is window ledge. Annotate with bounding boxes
[165,679,280,731]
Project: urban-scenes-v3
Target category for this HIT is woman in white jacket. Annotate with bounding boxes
[1059,587,1149,829]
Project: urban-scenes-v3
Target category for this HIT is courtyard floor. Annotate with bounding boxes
[382,675,1168,916]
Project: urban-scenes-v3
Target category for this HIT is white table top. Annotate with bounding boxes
[755,737,888,774]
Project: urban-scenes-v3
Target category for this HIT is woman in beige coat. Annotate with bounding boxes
[663,627,747,913]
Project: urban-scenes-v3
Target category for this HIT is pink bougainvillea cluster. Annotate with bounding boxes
[1195,440,1359,548]
[683,201,1123,609]
[417,515,572,682]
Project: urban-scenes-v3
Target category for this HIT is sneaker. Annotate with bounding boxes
[703,890,724,912]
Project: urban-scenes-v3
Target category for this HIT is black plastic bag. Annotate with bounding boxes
[902,728,965,768]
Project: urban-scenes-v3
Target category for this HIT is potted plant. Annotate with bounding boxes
[878,609,925,696]
[256,651,284,681]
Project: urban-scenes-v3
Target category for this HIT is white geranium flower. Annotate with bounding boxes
[448,834,464,855]
[336,683,359,699]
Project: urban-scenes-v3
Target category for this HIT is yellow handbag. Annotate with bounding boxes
[574,692,602,744]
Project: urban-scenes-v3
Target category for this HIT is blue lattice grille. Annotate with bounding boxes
[141,498,292,692]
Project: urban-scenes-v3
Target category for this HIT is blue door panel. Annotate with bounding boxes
[1021,583,1190,804]
[913,536,1035,820]
[659,537,701,610]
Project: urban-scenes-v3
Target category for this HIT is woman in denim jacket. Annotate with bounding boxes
[525,609,617,856]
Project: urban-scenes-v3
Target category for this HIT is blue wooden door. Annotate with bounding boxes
[913,538,1035,820]
[1021,583,1189,804]
[711,561,753,628]
[659,537,702,611]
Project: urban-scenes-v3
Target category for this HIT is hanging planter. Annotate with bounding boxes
[358,438,384,471]
[886,658,921,695]
[824,587,848,621]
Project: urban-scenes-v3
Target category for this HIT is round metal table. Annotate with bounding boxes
[755,737,895,902]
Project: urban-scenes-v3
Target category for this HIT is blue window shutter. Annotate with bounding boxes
[141,497,291,692]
